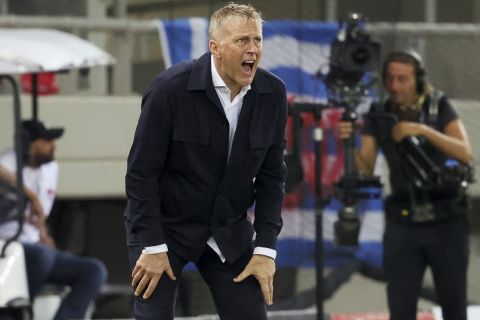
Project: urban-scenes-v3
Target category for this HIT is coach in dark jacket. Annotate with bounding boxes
[124,3,287,320]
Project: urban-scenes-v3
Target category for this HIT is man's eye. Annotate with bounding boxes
[235,38,247,45]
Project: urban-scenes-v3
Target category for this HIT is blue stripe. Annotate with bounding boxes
[163,19,193,65]
[276,238,383,268]
[355,241,384,268]
[263,20,338,43]
[270,67,327,99]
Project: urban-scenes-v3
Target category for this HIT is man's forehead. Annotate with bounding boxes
[223,16,262,33]
[387,62,415,74]
[31,140,50,147]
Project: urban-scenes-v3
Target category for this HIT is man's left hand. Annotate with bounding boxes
[392,121,426,142]
[233,254,275,305]
[39,226,56,248]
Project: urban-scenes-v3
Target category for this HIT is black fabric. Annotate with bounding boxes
[384,214,469,320]
[365,94,469,320]
[284,107,304,193]
[127,244,267,320]
[22,119,64,141]
[284,153,304,193]
[363,94,458,196]
[124,52,287,264]
[384,192,468,224]
[0,180,18,225]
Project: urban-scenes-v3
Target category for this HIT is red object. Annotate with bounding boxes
[331,312,434,320]
[21,72,60,95]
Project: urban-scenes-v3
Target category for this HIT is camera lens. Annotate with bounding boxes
[351,46,370,65]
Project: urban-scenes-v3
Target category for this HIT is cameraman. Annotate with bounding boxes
[339,50,472,320]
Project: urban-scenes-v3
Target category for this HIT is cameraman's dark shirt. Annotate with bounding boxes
[363,94,458,196]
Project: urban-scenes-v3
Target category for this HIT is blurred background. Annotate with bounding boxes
[1,0,479,319]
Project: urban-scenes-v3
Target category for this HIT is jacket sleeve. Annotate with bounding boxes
[125,78,173,247]
[253,82,288,250]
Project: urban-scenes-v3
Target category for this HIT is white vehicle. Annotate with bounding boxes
[0,28,115,320]
[0,72,31,320]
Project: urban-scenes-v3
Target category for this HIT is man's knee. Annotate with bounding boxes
[80,257,108,291]
[89,258,108,284]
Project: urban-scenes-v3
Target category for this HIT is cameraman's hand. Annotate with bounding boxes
[392,121,426,142]
[338,121,355,139]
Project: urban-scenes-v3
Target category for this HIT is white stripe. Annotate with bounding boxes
[358,211,385,242]
[157,20,172,68]
[287,94,328,104]
[261,36,330,74]
[280,208,384,242]
[279,208,316,240]
[189,18,209,59]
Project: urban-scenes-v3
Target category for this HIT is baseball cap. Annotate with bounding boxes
[22,119,64,141]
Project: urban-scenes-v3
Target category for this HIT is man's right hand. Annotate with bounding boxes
[27,193,47,228]
[132,252,176,299]
[338,121,355,139]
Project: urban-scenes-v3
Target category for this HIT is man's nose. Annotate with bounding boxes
[246,40,259,53]
[387,79,400,92]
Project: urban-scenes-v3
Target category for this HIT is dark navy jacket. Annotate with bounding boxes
[125,52,288,264]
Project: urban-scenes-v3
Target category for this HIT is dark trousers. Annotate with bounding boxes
[128,245,267,320]
[23,243,108,320]
[383,214,469,320]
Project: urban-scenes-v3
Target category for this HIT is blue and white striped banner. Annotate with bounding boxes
[156,18,384,269]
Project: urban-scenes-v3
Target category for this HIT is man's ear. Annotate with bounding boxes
[209,40,220,57]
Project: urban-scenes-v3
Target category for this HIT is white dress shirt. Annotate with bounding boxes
[143,56,276,262]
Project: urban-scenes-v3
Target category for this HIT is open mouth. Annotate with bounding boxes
[241,60,255,74]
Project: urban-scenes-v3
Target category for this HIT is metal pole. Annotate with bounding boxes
[87,0,109,95]
[473,0,480,22]
[31,73,38,120]
[290,103,326,319]
[0,0,8,15]
[0,15,158,32]
[325,0,337,22]
[1,16,479,35]
[425,0,437,23]
[313,111,324,320]
[114,0,128,18]
[0,75,26,257]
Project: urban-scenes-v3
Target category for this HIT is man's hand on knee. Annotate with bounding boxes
[233,255,275,305]
[132,252,176,299]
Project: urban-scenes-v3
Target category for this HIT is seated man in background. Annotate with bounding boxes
[0,120,108,320]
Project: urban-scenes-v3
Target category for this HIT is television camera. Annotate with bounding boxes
[325,13,382,246]
[324,12,380,108]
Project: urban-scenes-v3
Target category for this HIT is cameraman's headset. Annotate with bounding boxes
[381,49,427,95]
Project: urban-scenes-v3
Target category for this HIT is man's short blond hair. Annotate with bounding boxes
[209,2,263,40]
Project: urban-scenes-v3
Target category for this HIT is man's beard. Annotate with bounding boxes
[31,153,55,167]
